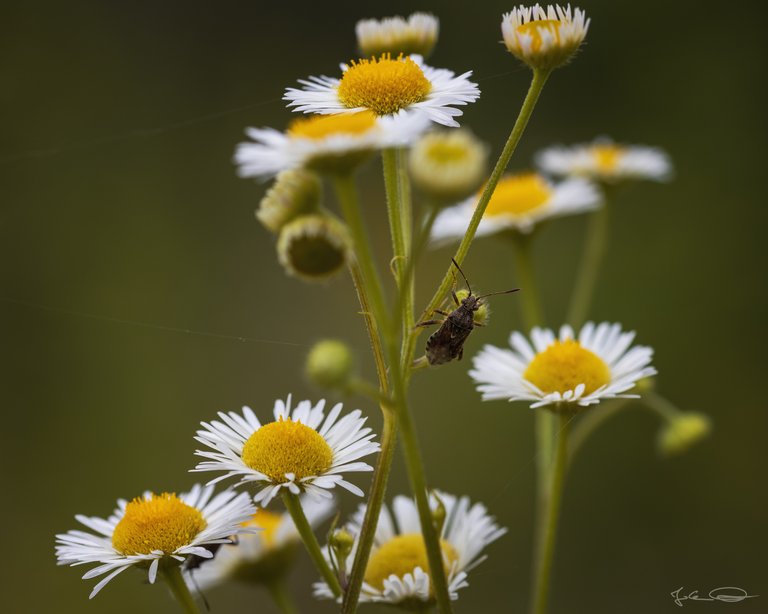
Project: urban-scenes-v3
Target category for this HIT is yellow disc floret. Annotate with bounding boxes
[337,54,431,116]
[524,339,611,396]
[287,111,378,140]
[591,144,623,173]
[516,19,562,53]
[364,533,459,591]
[242,418,333,482]
[243,509,283,548]
[112,493,207,555]
[484,173,552,218]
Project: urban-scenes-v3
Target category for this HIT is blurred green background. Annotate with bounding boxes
[3,0,767,612]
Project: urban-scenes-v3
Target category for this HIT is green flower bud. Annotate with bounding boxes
[455,289,489,325]
[658,412,712,457]
[306,339,355,389]
[329,528,355,568]
[277,215,349,282]
[257,169,321,233]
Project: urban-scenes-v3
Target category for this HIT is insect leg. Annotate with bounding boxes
[415,319,444,328]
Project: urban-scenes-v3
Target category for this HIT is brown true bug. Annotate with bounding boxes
[416,259,519,366]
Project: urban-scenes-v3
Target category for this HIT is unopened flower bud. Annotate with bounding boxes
[409,130,488,203]
[277,215,349,282]
[658,412,712,457]
[501,5,590,72]
[356,13,439,58]
[306,340,355,390]
[257,169,321,233]
[329,529,355,567]
[455,289,490,325]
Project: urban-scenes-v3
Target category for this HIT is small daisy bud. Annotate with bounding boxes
[306,339,355,390]
[634,376,655,394]
[409,130,489,203]
[277,215,350,282]
[658,412,712,457]
[330,529,355,568]
[356,13,439,58]
[257,169,321,233]
[501,5,590,72]
[455,289,490,325]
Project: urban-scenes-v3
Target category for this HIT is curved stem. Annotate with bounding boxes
[567,200,610,328]
[530,413,570,614]
[347,263,388,391]
[342,407,398,613]
[266,580,299,614]
[162,564,201,614]
[643,390,682,422]
[334,174,391,338]
[417,68,551,329]
[282,491,341,598]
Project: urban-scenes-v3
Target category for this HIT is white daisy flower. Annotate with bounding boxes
[536,138,673,183]
[192,395,379,506]
[502,4,590,71]
[55,485,255,599]
[284,54,480,128]
[430,171,600,243]
[356,12,439,58]
[235,110,430,180]
[314,491,506,605]
[471,322,657,409]
[185,496,335,591]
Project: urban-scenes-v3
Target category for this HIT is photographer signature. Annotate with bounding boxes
[671,586,758,607]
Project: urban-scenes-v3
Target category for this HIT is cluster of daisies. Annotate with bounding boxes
[55,5,703,613]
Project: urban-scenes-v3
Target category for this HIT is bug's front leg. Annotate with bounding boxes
[414,318,443,329]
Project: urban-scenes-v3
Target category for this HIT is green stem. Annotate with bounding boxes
[383,149,407,281]
[162,565,201,614]
[643,391,682,422]
[530,413,570,614]
[334,174,391,338]
[566,200,610,329]
[282,492,342,598]
[342,407,398,613]
[347,263,389,392]
[395,377,454,614]
[417,68,551,328]
[266,580,299,614]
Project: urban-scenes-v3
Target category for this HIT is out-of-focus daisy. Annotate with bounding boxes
[430,172,600,242]
[315,491,506,606]
[356,12,439,58]
[502,4,590,71]
[284,54,479,128]
[536,138,673,183]
[471,322,656,409]
[193,396,379,506]
[186,497,335,590]
[55,485,255,599]
[235,110,429,180]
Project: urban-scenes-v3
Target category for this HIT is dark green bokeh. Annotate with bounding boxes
[2,1,767,612]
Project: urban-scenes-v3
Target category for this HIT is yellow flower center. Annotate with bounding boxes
[516,19,562,52]
[112,493,207,555]
[591,144,624,172]
[484,173,552,218]
[286,111,378,140]
[241,418,333,482]
[337,54,432,116]
[364,533,459,592]
[524,339,611,396]
[243,509,283,548]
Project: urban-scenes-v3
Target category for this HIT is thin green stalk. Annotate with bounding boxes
[383,149,407,281]
[417,68,551,329]
[162,564,201,614]
[266,580,299,614]
[530,413,570,614]
[334,174,391,337]
[282,492,342,598]
[348,263,388,391]
[643,391,682,422]
[342,408,398,613]
[396,148,416,339]
[567,200,610,328]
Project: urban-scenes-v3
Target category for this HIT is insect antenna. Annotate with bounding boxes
[451,258,473,295]
[477,288,520,299]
